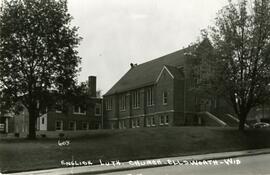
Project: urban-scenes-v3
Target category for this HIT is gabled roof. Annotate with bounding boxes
[104,47,192,96]
[164,65,184,80]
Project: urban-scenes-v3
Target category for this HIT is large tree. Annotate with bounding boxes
[0,0,82,139]
[189,0,270,130]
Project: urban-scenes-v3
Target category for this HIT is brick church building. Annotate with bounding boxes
[103,43,239,129]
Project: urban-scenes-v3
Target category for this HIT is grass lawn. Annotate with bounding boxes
[1,127,270,173]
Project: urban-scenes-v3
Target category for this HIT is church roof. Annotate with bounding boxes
[104,47,192,96]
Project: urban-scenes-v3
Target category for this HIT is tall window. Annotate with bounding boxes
[151,117,156,126]
[147,116,155,127]
[55,120,63,131]
[82,122,89,130]
[136,118,140,128]
[132,119,136,128]
[41,117,45,124]
[95,104,101,115]
[131,118,140,128]
[165,115,169,124]
[119,94,126,111]
[55,100,63,113]
[106,97,112,110]
[146,117,151,127]
[132,91,140,109]
[119,120,126,129]
[160,115,164,125]
[163,91,168,105]
[146,87,154,106]
[73,105,86,114]
[69,121,76,130]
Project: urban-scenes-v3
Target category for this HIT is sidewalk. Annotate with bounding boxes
[4,148,270,175]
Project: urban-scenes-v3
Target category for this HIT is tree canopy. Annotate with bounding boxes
[189,0,270,130]
[0,0,82,138]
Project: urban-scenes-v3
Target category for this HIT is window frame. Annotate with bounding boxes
[55,100,63,113]
[160,115,164,125]
[132,91,140,109]
[119,94,126,111]
[163,91,168,105]
[73,105,86,115]
[146,87,154,106]
[55,120,63,131]
[165,115,169,125]
[69,121,76,130]
[105,97,113,111]
[82,122,89,130]
[95,103,102,116]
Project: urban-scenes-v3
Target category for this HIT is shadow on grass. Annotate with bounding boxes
[1,127,270,173]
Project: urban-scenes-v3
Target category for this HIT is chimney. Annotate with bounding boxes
[88,76,96,97]
[130,63,138,69]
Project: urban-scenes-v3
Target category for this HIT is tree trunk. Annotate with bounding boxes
[28,107,37,139]
[238,112,247,131]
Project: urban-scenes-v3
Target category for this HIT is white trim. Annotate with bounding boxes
[226,114,249,128]
[39,114,47,131]
[119,110,175,119]
[226,114,239,122]
[73,106,86,115]
[155,66,174,83]
[203,112,227,126]
[107,118,118,121]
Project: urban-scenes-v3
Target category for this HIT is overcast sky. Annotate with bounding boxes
[67,0,229,94]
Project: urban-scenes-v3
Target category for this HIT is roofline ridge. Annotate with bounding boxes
[136,46,190,67]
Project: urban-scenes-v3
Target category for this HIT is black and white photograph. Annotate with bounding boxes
[0,0,270,174]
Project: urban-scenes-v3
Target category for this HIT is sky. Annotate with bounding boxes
[67,0,229,95]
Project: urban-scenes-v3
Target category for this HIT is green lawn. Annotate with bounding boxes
[1,127,270,173]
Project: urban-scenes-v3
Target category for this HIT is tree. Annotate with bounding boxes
[190,0,270,130]
[0,0,82,139]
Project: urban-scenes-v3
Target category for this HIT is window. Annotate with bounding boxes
[136,118,140,128]
[82,122,88,130]
[146,87,154,106]
[160,115,164,125]
[151,117,156,126]
[55,100,63,113]
[163,91,168,105]
[73,105,86,114]
[55,120,63,131]
[165,115,169,124]
[119,94,126,111]
[132,91,140,109]
[41,117,45,124]
[119,120,126,129]
[69,121,76,130]
[106,97,113,110]
[95,104,101,115]
[147,116,155,127]
[131,118,140,128]
[146,117,151,127]
[132,119,136,128]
